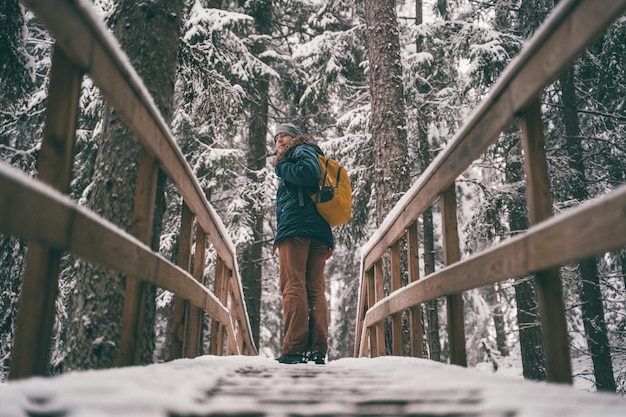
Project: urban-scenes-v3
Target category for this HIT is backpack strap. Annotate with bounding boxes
[336,166,342,188]
[322,157,330,187]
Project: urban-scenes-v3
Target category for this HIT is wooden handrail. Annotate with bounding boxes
[354,0,626,385]
[358,184,626,350]
[4,0,256,379]
[21,0,237,270]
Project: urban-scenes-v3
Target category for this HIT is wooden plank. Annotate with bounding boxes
[118,149,159,367]
[186,228,207,358]
[69,205,159,280]
[9,46,81,380]
[440,184,466,367]
[359,0,626,275]
[520,100,572,384]
[521,101,554,225]
[361,184,626,332]
[10,245,63,379]
[390,242,402,356]
[407,221,424,358]
[169,202,194,360]
[0,166,72,249]
[36,47,82,192]
[155,258,231,325]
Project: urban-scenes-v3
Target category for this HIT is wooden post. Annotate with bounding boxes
[186,227,207,358]
[216,267,231,355]
[520,99,573,384]
[441,183,467,367]
[407,221,424,357]
[225,284,235,355]
[365,268,375,357]
[117,149,158,366]
[9,46,82,380]
[390,242,402,355]
[373,260,385,357]
[169,202,194,359]
[209,257,226,355]
[354,269,369,357]
[228,277,247,355]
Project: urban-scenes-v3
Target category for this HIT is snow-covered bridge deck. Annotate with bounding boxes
[2,355,625,416]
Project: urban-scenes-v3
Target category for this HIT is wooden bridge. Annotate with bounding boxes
[1,0,626,415]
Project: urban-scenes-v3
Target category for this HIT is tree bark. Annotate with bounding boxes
[559,67,616,392]
[363,0,409,226]
[63,0,183,370]
[238,0,273,348]
[363,0,410,355]
[415,0,441,362]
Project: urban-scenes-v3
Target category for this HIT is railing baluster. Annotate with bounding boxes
[373,260,385,356]
[118,149,159,366]
[407,221,424,357]
[354,267,369,356]
[9,46,82,380]
[390,242,402,355]
[520,99,572,383]
[170,202,194,359]
[186,227,207,358]
[363,267,375,357]
[440,184,467,367]
[217,268,231,354]
[226,281,236,355]
[210,257,226,355]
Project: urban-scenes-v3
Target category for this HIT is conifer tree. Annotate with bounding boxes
[0,2,53,380]
[62,0,184,370]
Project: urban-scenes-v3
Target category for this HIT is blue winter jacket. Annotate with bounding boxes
[273,141,334,250]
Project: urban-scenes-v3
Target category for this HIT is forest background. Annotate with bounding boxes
[1,0,625,394]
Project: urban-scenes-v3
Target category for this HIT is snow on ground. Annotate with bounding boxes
[1,355,625,417]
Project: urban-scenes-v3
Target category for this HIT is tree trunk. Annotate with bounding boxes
[418,106,440,361]
[63,0,183,371]
[560,67,616,392]
[363,0,409,225]
[238,0,272,348]
[0,0,34,106]
[363,0,410,355]
[415,0,440,362]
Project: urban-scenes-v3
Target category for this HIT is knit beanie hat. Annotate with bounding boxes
[274,123,302,142]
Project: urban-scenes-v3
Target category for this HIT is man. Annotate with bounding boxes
[272,123,333,365]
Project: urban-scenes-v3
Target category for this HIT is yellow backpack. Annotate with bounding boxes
[311,154,352,227]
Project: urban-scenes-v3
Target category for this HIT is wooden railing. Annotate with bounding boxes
[2,0,256,380]
[354,0,626,385]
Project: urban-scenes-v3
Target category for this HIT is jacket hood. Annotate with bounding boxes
[273,134,322,165]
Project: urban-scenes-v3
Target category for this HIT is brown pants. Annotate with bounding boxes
[277,237,329,356]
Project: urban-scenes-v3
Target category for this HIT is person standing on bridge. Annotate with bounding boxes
[272,122,333,365]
